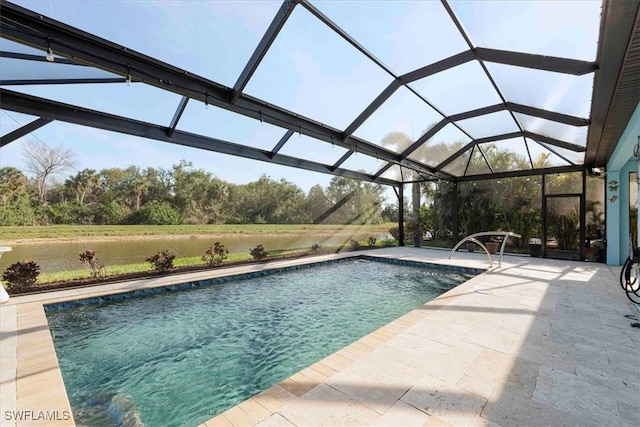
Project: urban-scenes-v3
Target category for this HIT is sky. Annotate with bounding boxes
[0,0,602,196]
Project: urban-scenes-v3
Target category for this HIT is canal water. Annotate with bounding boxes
[0,233,386,274]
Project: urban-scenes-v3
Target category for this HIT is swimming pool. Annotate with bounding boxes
[46,257,479,427]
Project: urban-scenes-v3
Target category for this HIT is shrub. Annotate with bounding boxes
[2,260,40,292]
[389,227,400,241]
[389,226,410,242]
[382,235,395,247]
[145,249,176,272]
[93,201,128,224]
[78,249,105,278]
[367,236,377,247]
[202,242,229,266]
[250,244,267,261]
[349,239,359,248]
[125,201,182,225]
[591,241,606,263]
[0,198,38,226]
[41,202,94,225]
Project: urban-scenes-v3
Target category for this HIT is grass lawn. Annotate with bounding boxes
[2,223,396,241]
[35,242,391,284]
[38,253,255,283]
[422,239,453,249]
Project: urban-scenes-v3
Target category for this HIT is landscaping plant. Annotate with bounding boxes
[2,260,40,292]
[78,249,105,278]
[146,249,176,272]
[250,244,267,260]
[202,242,228,266]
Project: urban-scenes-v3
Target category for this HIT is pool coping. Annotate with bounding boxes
[6,248,636,427]
[197,252,493,426]
[0,248,493,427]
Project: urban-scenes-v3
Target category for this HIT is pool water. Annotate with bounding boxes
[46,258,475,427]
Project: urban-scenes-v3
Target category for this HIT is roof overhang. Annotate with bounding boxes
[586,0,640,167]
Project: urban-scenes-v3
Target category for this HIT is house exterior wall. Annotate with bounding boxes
[606,101,640,265]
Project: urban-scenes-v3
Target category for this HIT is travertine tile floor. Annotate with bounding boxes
[1,248,638,426]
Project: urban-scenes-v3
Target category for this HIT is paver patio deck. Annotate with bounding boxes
[1,247,638,426]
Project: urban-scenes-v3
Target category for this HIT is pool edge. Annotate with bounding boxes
[1,248,491,427]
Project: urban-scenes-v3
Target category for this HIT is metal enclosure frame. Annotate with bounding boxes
[1,0,638,262]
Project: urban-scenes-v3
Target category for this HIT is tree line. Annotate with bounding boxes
[1,137,604,246]
[0,143,391,226]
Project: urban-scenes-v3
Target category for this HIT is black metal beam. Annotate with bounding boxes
[0,116,51,147]
[398,184,404,246]
[523,131,586,152]
[301,0,482,171]
[436,142,474,172]
[166,96,189,137]
[0,89,399,186]
[541,175,547,257]
[472,131,528,146]
[231,0,298,102]
[0,2,443,180]
[476,145,495,174]
[331,150,354,170]
[299,0,397,77]
[523,137,535,169]
[0,50,87,65]
[475,47,597,76]
[300,0,459,168]
[447,102,589,127]
[403,101,589,172]
[343,80,402,137]
[373,163,393,180]
[298,0,468,156]
[394,0,597,170]
[269,129,294,157]
[535,140,576,165]
[452,182,459,242]
[435,130,585,172]
[0,77,124,85]
[462,146,473,176]
[457,164,585,182]
[507,103,589,126]
[399,50,475,83]
[302,1,480,161]
[458,131,585,153]
[447,104,505,122]
[440,0,528,142]
[400,158,444,179]
[436,141,476,170]
[399,120,448,159]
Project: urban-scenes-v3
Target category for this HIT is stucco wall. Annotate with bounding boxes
[606,101,640,265]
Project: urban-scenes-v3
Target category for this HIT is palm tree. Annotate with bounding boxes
[66,169,99,206]
[0,167,28,205]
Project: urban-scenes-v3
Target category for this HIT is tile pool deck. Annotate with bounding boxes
[1,247,639,426]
